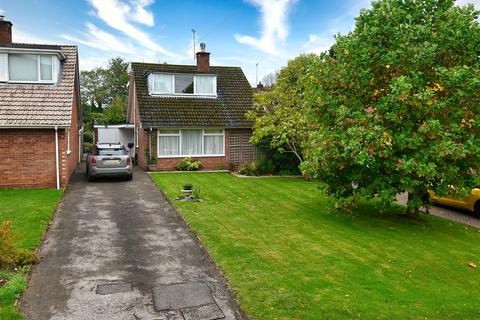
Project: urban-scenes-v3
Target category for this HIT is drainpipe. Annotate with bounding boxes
[149,128,152,159]
[78,125,84,163]
[55,126,60,190]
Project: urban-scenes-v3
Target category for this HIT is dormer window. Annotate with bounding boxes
[9,54,54,82]
[0,52,60,83]
[148,73,216,96]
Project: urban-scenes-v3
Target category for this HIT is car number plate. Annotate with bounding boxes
[103,160,120,165]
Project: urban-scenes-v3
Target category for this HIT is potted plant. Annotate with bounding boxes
[181,182,194,199]
[147,156,157,171]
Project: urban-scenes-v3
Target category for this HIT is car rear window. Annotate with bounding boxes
[96,148,127,155]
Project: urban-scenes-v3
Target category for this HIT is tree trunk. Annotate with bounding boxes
[406,192,421,219]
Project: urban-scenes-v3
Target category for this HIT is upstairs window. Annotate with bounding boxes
[149,73,216,96]
[8,54,55,82]
[175,74,194,94]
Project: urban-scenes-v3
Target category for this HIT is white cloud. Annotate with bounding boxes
[303,34,335,55]
[61,23,137,55]
[235,0,297,56]
[456,0,480,8]
[131,0,155,26]
[13,29,58,44]
[88,0,174,56]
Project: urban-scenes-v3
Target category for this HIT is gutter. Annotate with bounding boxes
[0,47,67,60]
[0,124,70,129]
[54,126,60,190]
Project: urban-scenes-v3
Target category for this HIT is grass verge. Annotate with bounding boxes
[0,189,63,320]
[151,172,480,320]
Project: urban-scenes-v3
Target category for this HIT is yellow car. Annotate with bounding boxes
[429,188,480,216]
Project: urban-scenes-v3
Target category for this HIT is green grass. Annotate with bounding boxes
[151,172,480,320]
[0,189,62,320]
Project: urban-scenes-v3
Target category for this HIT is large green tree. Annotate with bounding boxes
[303,0,480,216]
[81,57,129,126]
[248,54,319,162]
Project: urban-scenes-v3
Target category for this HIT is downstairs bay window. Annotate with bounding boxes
[157,129,224,157]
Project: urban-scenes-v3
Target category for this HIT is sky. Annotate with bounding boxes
[0,0,478,85]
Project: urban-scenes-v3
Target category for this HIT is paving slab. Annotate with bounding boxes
[20,168,247,320]
[153,282,215,311]
[96,282,133,295]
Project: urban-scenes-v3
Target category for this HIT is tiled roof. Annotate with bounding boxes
[131,63,254,128]
[0,44,78,127]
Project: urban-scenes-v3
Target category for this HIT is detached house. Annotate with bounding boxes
[0,16,81,188]
[127,44,257,171]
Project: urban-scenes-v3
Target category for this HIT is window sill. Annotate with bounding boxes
[1,80,57,85]
[157,154,225,159]
[149,93,217,98]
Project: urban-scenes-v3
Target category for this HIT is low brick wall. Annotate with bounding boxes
[155,156,229,171]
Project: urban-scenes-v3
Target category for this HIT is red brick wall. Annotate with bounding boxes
[0,126,80,188]
[0,129,58,188]
[0,20,12,44]
[61,81,80,186]
[134,104,149,170]
[156,156,229,171]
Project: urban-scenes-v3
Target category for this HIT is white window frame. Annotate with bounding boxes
[157,129,225,158]
[149,73,217,97]
[7,54,56,84]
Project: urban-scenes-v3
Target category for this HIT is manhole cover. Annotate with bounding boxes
[181,303,225,320]
[96,282,133,295]
[152,282,215,311]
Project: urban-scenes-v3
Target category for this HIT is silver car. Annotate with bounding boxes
[86,143,133,181]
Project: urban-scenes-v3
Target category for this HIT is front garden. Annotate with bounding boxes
[151,172,480,320]
[0,189,62,320]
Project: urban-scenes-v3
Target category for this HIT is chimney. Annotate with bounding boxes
[0,16,12,44]
[256,81,264,92]
[196,42,210,72]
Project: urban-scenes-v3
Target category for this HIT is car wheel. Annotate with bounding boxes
[87,175,95,182]
[474,201,480,217]
[126,174,133,181]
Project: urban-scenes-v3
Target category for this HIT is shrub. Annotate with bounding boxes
[83,142,94,153]
[175,158,202,171]
[239,162,259,176]
[182,182,193,190]
[83,130,93,143]
[0,221,37,268]
[192,187,201,199]
[256,159,275,175]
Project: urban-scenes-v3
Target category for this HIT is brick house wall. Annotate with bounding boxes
[145,128,256,171]
[0,129,59,188]
[61,83,80,186]
[0,126,79,188]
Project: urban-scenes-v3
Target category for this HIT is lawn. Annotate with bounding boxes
[151,172,480,320]
[0,189,63,320]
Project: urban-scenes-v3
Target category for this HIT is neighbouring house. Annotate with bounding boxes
[127,43,257,171]
[0,16,81,189]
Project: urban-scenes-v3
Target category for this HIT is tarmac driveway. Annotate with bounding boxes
[21,168,247,320]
